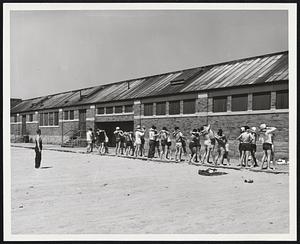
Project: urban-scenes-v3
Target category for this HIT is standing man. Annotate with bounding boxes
[148,125,157,159]
[199,124,216,165]
[173,127,184,162]
[259,124,277,170]
[86,128,93,153]
[34,129,43,169]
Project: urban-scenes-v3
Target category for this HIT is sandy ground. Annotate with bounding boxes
[11,147,289,234]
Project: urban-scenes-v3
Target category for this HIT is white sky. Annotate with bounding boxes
[10,10,288,99]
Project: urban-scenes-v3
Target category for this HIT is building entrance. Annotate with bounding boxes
[95,121,134,147]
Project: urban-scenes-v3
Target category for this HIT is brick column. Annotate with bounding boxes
[248,94,253,111]
[74,109,79,119]
[59,109,64,144]
[153,102,157,116]
[180,100,184,114]
[227,95,232,112]
[166,101,169,115]
[133,100,141,127]
[86,105,95,130]
[271,91,276,110]
[208,97,213,112]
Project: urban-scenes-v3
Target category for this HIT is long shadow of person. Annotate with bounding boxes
[40,166,53,169]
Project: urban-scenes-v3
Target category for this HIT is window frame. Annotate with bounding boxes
[114,106,123,114]
[183,99,196,114]
[252,92,271,111]
[143,103,153,116]
[169,100,181,115]
[106,106,113,114]
[97,107,105,115]
[124,104,133,113]
[213,96,227,113]
[231,94,248,112]
[276,90,288,109]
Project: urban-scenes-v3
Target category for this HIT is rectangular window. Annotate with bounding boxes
[213,96,227,112]
[169,100,180,115]
[14,115,17,122]
[69,110,74,120]
[28,114,33,122]
[183,99,196,114]
[156,102,166,115]
[276,90,288,109]
[39,113,43,126]
[106,107,113,114]
[124,105,133,113]
[54,112,59,125]
[252,92,271,110]
[144,103,153,116]
[64,111,69,120]
[115,106,123,114]
[97,107,105,114]
[49,112,54,126]
[231,94,248,111]
[44,113,49,126]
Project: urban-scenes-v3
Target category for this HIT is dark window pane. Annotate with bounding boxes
[144,103,153,116]
[106,107,113,114]
[14,115,17,122]
[276,90,288,109]
[169,101,180,115]
[115,106,123,113]
[54,112,59,125]
[49,113,54,126]
[252,92,271,110]
[29,114,33,122]
[156,102,166,115]
[124,105,133,113]
[64,111,69,120]
[232,94,248,111]
[44,113,48,126]
[39,113,43,126]
[97,107,105,114]
[69,110,74,120]
[213,96,227,112]
[183,99,195,114]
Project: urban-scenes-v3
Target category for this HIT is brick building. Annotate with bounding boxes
[10,51,289,159]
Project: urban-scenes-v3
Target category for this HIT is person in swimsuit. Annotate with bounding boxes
[199,124,216,165]
[249,127,259,167]
[114,127,124,156]
[134,125,144,158]
[214,129,228,165]
[173,127,185,162]
[236,127,254,167]
[189,129,199,163]
[96,129,106,155]
[159,127,170,160]
[259,123,277,170]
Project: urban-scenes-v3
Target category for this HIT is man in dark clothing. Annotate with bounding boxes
[35,129,43,168]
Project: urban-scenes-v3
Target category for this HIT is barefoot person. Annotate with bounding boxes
[249,127,259,167]
[159,127,169,160]
[114,127,124,156]
[134,125,144,157]
[34,129,43,169]
[214,129,227,165]
[96,129,106,155]
[86,128,93,153]
[259,123,277,170]
[173,127,184,162]
[189,129,198,163]
[148,126,158,159]
[236,127,253,167]
[199,124,216,165]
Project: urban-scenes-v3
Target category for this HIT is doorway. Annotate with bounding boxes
[21,115,26,135]
[95,121,134,147]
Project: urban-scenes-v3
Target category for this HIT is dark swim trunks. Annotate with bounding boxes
[263,143,272,151]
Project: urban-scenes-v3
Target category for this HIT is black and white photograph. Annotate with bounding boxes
[3,3,297,241]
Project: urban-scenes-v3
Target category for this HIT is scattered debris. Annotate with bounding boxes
[244,179,254,183]
[198,168,227,176]
[103,183,108,187]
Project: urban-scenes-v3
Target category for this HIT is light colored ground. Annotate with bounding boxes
[11,147,289,234]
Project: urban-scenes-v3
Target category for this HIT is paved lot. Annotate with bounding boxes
[11,146,289,234]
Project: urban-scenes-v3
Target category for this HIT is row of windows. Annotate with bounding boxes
[144,99,196,116]
[64,110,74,120]
[97,105,133,115]
[213,90,288,112]
[39,112,59,126]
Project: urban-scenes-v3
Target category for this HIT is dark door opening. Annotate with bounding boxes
[22,115,26,135]
[95,121,134,147]
[79,109,86,138]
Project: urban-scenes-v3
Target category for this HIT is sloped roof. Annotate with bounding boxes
[11,51,288,114]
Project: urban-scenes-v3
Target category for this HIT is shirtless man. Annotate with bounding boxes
[236,127,254,167]
[199,124,216,165]
[173,127,184,162]
[259,124,277,170]
[134,125,144,158]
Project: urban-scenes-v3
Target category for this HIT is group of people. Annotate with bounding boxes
[85,122,277,170]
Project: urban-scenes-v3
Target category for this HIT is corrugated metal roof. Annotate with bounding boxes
[11,51,288,113]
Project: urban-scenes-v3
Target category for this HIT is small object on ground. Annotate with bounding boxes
[244,179,254,183]
[276,159,287,165]
[19,204,23,208]
[103,183,108,187]
[29,186,34,188]
[127,193,130,196]
[198,168,227,176]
